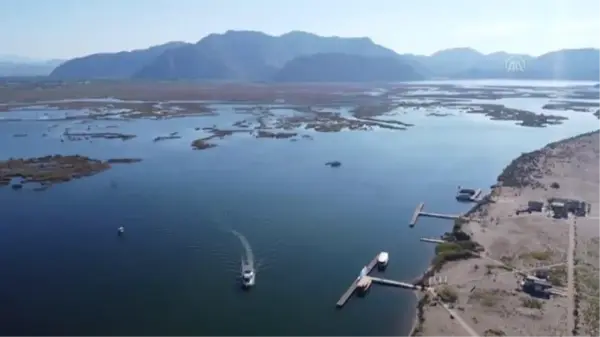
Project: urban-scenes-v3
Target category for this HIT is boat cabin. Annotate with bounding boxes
[356,276,372,294]
[377,251,389,270]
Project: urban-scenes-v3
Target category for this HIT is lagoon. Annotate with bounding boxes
[0,82,598,335]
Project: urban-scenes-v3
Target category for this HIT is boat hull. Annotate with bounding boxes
[242,276,255,288]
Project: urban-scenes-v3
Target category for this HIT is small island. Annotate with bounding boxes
[63,131,136,141]
[153,132,182,142]
[256,130,297,139]
[191,139,217,150]
[0,155,142,189]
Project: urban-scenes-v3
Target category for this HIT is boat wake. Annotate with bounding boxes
[231,230,257,288]
[231,230,255,271]
[207,210,281,274]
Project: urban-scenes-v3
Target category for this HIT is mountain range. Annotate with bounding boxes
[10,31,600,82]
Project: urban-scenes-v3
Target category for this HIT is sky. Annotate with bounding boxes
[2,0,599,60]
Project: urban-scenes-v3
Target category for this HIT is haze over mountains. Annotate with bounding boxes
[10,31,600,82]
[0,55,64,77]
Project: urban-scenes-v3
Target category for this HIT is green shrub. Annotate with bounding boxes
[437,286,458,303]
[521,297,543,309]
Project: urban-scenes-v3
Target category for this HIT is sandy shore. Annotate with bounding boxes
[412,130,599,336]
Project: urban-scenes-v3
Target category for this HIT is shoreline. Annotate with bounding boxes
[408,188,490,336]
[408,130,599,336]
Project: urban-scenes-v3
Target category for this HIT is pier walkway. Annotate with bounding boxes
[409,202,461,226]
[409,202,424,226]
[336,254,420,308]
[336,256,378,308]
[370,277,419,290]
[420,237,447,244]
[420,212,460,220]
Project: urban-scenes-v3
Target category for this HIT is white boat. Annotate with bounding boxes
[241,264,255,288]
[377,251,389,269]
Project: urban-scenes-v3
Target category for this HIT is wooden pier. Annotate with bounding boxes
[410,202,425,226]
[409,202,461,227]
[336,254,421,308]
[336,255,379,308]
[420,237,447,244]
[420,212,460,220]
[370,276,419,290]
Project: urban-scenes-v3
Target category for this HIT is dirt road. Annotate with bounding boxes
[566,218,576,334]
[427,288,479,337]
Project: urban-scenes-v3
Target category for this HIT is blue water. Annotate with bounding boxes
[0,91,598,335]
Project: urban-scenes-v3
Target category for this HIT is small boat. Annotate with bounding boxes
[358,265,368,279]
[377,251,389,270]
[356,275,372,295]
[241,264,255,288]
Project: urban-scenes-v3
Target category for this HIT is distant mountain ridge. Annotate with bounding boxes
[52,30,411,82]
[0,58,64,77]
[50,42,187,79]
[44,31,600,82]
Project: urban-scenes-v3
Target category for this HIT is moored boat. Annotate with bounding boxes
[377,251,389,270]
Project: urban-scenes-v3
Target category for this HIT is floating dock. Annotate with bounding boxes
[410,202,425,226]
[336,256,379,308]
[409,202,461,226]
[336,254,420,308]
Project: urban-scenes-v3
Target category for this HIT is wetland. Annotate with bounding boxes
[0,79,598,336]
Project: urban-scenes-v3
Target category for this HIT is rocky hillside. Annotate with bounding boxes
[49,31,600,82]
[50,42,187,79]
[52,31,416,82]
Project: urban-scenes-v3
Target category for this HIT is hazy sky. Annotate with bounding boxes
[3,0,599,60]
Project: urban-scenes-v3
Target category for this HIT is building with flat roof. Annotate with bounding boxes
[550,201,568,218]
[527,201,544,212]
[521,275,553,297]
[548,197,588,217]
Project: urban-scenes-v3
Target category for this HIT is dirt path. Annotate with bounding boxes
[427,288,479,337]
[566,218,576,334]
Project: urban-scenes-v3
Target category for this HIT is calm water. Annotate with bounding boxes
[0,83,598,336]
